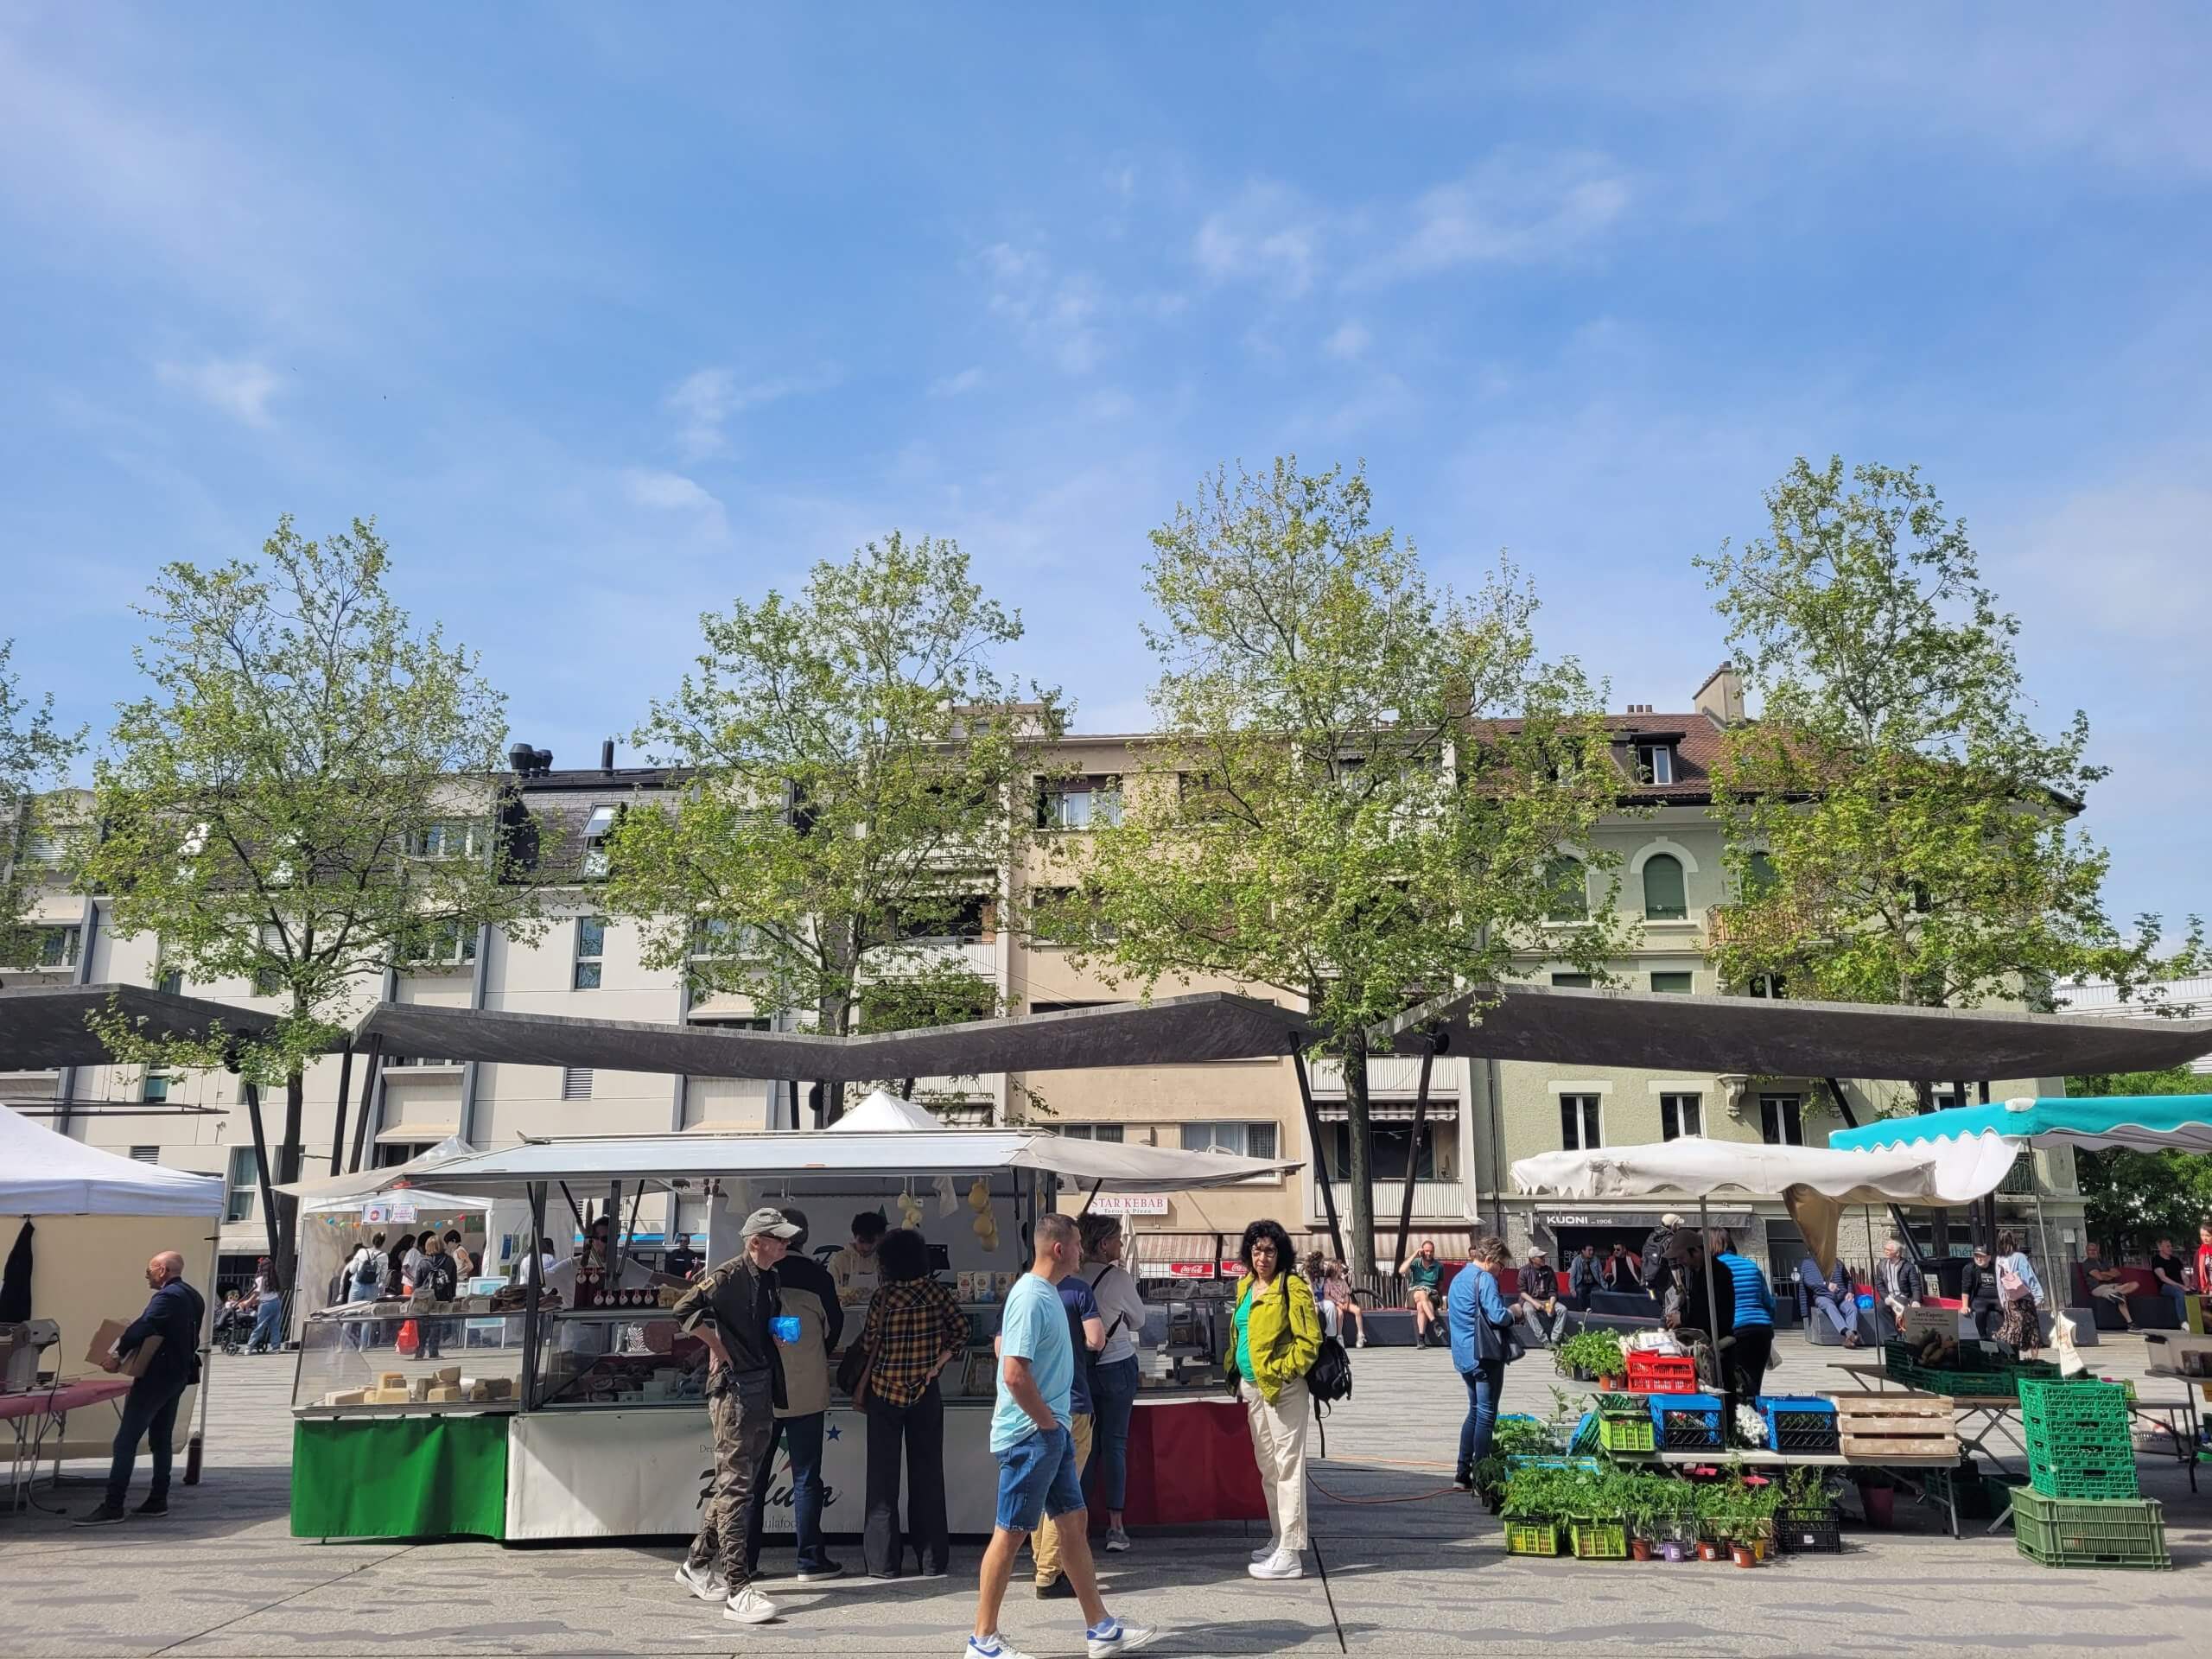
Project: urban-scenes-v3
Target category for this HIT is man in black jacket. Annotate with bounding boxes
[78,1250,205,1525]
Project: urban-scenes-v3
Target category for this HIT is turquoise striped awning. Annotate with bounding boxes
[1828,1094,2212,1156]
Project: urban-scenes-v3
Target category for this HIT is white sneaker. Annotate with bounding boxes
[675,1560,726,1601]
[1248,1546,1303,1580]
[1086,1619,1158,1657]
[1356,1334,1369,1348]
[967,1637,1038,1659]
[723,1584,778,1624]
[1105,1525,1132,1553]
[1249,1538,1281,1564]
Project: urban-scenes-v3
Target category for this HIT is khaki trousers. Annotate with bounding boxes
[1241,1376,1311,1552]
[1029,1410,1094,1583]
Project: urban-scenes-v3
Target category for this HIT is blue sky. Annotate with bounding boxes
[3,5,2207,936]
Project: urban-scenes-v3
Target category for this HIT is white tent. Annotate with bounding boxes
[0,1103,224,1217]
[1511,1137,2020,1274]
[274,1132,480,1207]
[830,1090,946,1135]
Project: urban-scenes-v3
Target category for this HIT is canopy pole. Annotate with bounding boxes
[621,1180,645,1259]
[519,1181,547,1413]
[1699,1194,1726,1409]
[184,1218,219,1485]
[556,1181,586,1242]
[326,1042,355,1178]
[1077,1179,1104,1218]
[1391,1038,1436,1274]
[346,1036,385,1173]
[1292,1045,1347,1268]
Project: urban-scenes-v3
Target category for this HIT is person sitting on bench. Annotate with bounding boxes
[1400,1241,1446,1348]
[2081,1241,2135,1333]
[1797,1254,1861,1347]
[1518,1247,1562,1345]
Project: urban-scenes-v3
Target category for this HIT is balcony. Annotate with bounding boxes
[1305,1054,1459,1098]
[1311,1178,1469,1224]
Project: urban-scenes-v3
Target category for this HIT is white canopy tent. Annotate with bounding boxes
[0,1103,225,1217]
[1511,1137,2021,1275]
[275,1133,481,1209]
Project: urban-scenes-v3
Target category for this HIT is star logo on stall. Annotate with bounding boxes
[825,1425,842,1441]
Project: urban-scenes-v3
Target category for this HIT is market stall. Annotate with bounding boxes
[291,1087,1297,1541]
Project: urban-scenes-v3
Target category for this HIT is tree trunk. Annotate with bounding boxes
[1344,1038,1377,1280]
[274,1071,305,1299]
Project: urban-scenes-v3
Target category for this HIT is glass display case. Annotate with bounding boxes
[1134,1297,1230,1394]
[292,1300,527,1414]
[532,1308,704,1408]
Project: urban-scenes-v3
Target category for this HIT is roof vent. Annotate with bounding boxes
[601,738,615,772]
[506,744,554,778]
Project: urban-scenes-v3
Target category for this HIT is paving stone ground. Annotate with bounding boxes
[3,1332,2206,1657]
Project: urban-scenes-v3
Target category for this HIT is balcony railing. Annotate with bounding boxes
[1305,1054,1460,1096]
[1311,1178,1469,1224]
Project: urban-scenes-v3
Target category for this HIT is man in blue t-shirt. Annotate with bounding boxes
[1028,1263,1105,1597]
[970,1213,1152,1659]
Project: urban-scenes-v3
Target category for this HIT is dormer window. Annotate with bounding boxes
[1635,742,1675,785]
[582,804,620,878]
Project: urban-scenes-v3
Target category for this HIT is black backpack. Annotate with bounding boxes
[1307,1332,1353,1403]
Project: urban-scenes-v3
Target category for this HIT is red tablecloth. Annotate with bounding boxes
[0,1374,134,1422]
[1117,1396,1266,1526]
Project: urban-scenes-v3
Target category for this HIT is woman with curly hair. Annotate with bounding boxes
[1227,1218,1321,1581]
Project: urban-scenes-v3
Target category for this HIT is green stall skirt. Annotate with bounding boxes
[291,1414,509,1540]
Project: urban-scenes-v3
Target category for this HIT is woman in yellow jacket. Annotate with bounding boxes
[1226,1218,1322,1580]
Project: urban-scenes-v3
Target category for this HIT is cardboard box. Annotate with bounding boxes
[85,1319,163,1378]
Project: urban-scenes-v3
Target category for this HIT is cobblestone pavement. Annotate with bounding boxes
[3,1332,2205,1657]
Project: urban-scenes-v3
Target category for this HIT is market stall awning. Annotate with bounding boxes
[0,982,283,1070]
[0,1103,225,1217]
[276,1133,481,1205]
[353,992,1313,1081]
[1510,1137,2019,1274]
[347,1124,1300,1198]
[1828,1094,2212,1156]
[1374,982,2212,1083]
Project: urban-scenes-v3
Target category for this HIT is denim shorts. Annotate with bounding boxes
[994,1424,1084,1533]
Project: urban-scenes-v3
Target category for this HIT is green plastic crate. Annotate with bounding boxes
[1569,1518,1629,1560]
[2011,1488,2170,1569]
[2019,1378,2131,1433]
[1599,1414,1656,1454]
[2028,1456,2140,1501]
[1503,1517,1563,1556]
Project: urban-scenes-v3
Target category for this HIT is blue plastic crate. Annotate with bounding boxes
[1649,1390,1725,1449]
[1757,1394,1840,1452]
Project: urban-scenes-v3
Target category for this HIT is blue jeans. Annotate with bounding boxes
[745,1411,830,1573]
[105,1376,188,1508]
[2161,1282,2190,1325]
[994,1424,1083,1534]
[342,1279,379,1349]
[1456,1359,1503,1483]
[249,1297,283,1352]
[1085,1356,1141,1513]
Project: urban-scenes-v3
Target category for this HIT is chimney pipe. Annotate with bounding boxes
[601,738,615,772]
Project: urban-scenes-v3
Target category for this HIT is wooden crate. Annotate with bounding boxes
[1835,1392,1956,1460]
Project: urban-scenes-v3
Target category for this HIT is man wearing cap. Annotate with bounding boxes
[671,1208,798,1625]
[1516,1247,1562,1346]
[742,1207,847,1586]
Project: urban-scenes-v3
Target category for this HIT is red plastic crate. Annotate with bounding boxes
[1625,1351,1697,1395]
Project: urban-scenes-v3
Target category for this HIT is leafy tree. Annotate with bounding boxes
[1699,457,2197,1109]
[2069,1065,2212,1253]
[1057,460,1626,1274]
[76,518,546,1286]
[603,532,1063,1122]
[0,639,86,965]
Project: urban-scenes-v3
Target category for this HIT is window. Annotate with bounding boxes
[1028,1000,1110,1014]
[581,804,620,878]
[562,1067,594,1100]
[400,917,476,968]
[1747,972,1786,1000]
[407,820,480,860]
[1551,972,1592,988]
[374,1141,431,1168]
[1029,887,1120,947]
[1321,1121,1444,1182]
[1180,1122,1278,1160]
[573,916,606,988]
[10,925,79,969]
[1759,1093,1804,1147]
[893,894,992,945]
[1743,851,1780,899]
[22,832,64,864]
[251,962,283,996]
[1543,855,1586,922]
[1642,854,1688,920]
[690,917,764,959]
[1059,1123,1126,1143]
[225,1146,259,1222]
[1037,775,1122,830]
[1649,971,1694,994]
[1560,1093,1602,1151]
[1660,1092,1702,1141]
[142,1071,170,1103]
[156,966,183,996]
[1634,742,1676,785]
[129,1145,158,1163]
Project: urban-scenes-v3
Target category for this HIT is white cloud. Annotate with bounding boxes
[1323,321,1371,361]
[622,467,721,513]
[931,366,985,398]
[1361,149,1630,283]
[664,365,836,460]
[156,356,283,426]
[980,242,1108,374]
[1192,181,1320,296]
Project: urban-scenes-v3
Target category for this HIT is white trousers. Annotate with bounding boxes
[1241,1376,1312,1551]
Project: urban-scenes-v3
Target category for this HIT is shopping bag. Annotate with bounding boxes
[396,1318,420,1357]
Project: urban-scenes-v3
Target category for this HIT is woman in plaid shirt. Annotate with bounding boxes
[858,1227,969,1579]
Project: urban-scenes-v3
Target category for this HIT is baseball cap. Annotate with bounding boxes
[740,1207,802,1241]
[1528,1245,1548,1257]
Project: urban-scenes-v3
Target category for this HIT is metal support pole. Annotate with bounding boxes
[519,1182,547,1412]
[327,1043,355,1177]
[1077,1179,1104,1218]
[185,1218,218,1485]
[1700,1195,1731,1420]
[347,1036,386,1173]
[1392,1039,1436,1273]
[1292,1046,1347,1269]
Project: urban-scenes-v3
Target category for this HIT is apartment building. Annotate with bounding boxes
[3,663,2082,1288]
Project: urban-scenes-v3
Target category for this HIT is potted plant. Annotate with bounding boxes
[1554,1329,1625,1384]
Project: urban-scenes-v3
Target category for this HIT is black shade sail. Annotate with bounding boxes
[0,983,283,1070]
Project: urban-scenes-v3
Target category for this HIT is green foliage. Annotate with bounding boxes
[1699,457,2196,1027]
[1553,1328,1625,1380]
[2069,1066,2212,1254]
[0,638,86,963]
[1063,459,1627,1267]
[603,532,1061,1116]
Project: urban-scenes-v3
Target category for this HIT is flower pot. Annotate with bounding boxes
[1860,1485,1895,1529]
[1630,1537,1654,1561]
[1599,1375,1622,1390]
[1695,1541,1719,1561]
[1659,1540,1689,1562]
[1731,1544,1757,1568]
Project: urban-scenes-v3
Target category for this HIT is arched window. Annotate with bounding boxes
[1543,855,1586,922]
[1643,853,1687,920]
